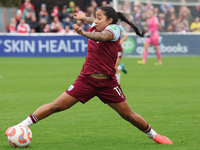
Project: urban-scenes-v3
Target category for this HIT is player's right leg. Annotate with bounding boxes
[108,100,173,144]
[21,92,79,127]
[137,42,149,65]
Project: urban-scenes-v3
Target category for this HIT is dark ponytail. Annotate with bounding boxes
[117,12,145,37]
[99,6,145,37]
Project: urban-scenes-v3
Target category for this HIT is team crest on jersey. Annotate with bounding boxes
[109,25,117,30]
[68,85,74,91]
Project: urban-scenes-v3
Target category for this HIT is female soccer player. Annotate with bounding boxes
[137,10,162,65]
[7,7,172,145]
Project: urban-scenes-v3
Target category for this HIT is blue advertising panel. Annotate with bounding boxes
[0,34,88,57]
[0,33,200,57]
[122,33,200,56]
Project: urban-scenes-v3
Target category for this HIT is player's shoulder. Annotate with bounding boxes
[105,25,120,41]
[106,24,120,31]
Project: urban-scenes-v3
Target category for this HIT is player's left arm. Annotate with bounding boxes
[119,34,128,45]
[73,11,94,25]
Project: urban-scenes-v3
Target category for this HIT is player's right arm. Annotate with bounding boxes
[72,24,113,41]
[73,11,94,25]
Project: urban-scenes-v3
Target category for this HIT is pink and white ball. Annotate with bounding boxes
[5,125,32,148]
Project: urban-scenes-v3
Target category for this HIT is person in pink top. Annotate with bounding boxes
[137,10,162,65]
[6,7,172,145]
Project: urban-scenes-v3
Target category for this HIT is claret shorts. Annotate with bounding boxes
[66,75,126,104]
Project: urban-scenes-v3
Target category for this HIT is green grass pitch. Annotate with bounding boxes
[0,57,200,150]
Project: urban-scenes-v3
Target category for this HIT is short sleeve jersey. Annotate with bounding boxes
[147,16,159,37]
[80,23,121,79]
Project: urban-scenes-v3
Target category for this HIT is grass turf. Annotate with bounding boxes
[0,57,200,150]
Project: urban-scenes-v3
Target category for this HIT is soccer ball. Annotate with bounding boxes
[5,124,32,148]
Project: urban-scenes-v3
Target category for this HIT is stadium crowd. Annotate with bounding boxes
[6,0,200,34]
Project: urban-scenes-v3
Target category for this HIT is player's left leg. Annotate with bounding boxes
[115,57,121,84]
[108,100,173,144]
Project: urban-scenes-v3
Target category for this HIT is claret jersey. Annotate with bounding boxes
[80,22,121,79]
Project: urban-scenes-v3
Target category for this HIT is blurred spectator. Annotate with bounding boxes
[140,11,148,29]
[74,6,81,13]
[165,6,175,28]
[50,16,62,32]
[57,24,65,33]
[134,19,144,32]
[20,0,35,14]
[51,5,59,18]
[86,6,96,18]
[166,24,174,32]
[102,1,108,7]
[66,1,76,23]
[10,1,200,34]
[39,3,49,24]
[63,16,73,29]
[24,11,32,25]
[67,1,76,13]
[190,17,200,32]
[154,7,160,18]
[167,13,178,32]
[39,18,47,32]
[191,5,200,18]
[65,26,74,34]
[177,22,189,33]
[123,1,131,14]
[59,5,69,22]
[167,7,176,20]
[160,3,173,14]
[90,0,98,11]
[83,22,90,31]
[43,24,50,33]
[22,3,36,20]
[133,1,142,21]
[117,4,123,13]
[178,6,193,28]
[17,18,30,33]
[15,9,22,24]
[29,16,39,32]
[144,1,154,12]
[158,13,166,32]
[7,18,17,33]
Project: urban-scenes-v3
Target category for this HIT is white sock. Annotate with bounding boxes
[146,129,157,139]
[115,73,121,84]
[21,117,33,127]
[118,66,122,71]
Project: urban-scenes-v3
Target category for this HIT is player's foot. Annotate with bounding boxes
[151,134,173,144]
[120,63,127,74]
[137,60,146,65]
[154,62,162,65]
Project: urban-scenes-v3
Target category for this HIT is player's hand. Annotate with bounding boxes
[73,11,86,20]
[145,31,152,38]
[72,24,85,36]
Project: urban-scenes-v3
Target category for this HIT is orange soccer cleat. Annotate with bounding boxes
[151,134,173,144]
